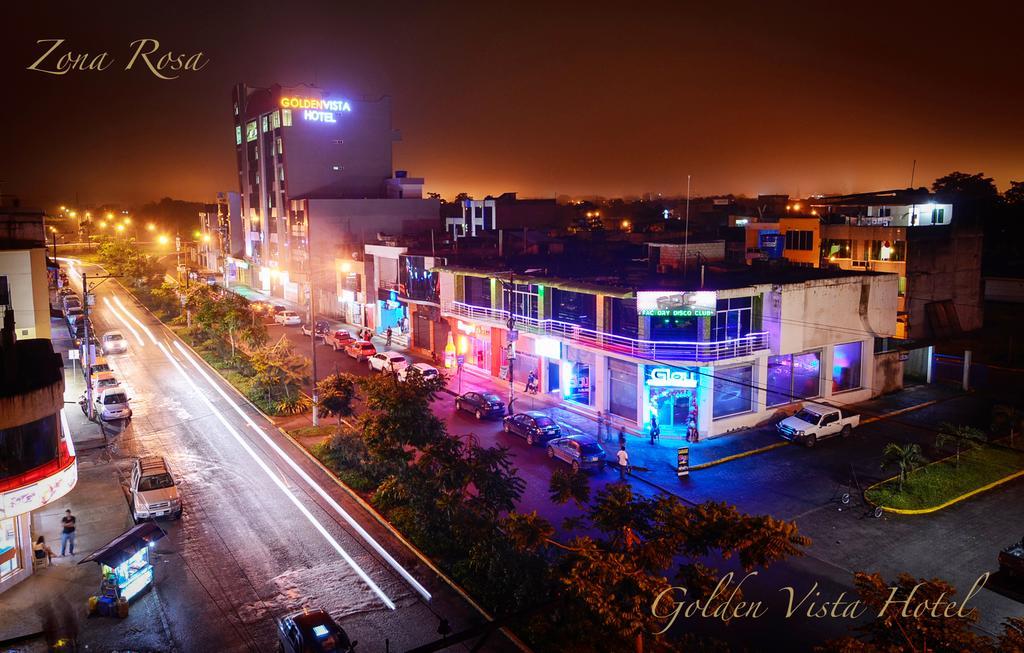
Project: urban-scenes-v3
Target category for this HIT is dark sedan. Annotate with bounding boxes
[276,608,355,653]
[502,411,562,445]
[301,320,330,339]
[455,391,506,419]
[547,435,607,472]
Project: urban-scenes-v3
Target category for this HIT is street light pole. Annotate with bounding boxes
[308,220,319,426]
[82,271,94,420]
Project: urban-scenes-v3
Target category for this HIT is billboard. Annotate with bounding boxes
[637,290,716,317]
[758,230,784,259]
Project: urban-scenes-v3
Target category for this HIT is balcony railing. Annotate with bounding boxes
[445,301,768,363]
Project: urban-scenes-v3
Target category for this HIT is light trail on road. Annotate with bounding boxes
[102,296,146,348]
[155,340,398,610]
[113,295,160,346]
[172,340,433,602]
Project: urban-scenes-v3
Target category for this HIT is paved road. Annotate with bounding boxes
[60,261,513,653]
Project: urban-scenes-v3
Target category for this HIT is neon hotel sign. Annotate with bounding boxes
[280,96,352,123]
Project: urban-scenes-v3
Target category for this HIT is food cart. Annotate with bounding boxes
[80,522,165,617]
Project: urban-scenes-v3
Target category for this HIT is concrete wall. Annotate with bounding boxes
[873,351,904,395]
[906,227,983,338]
[0,249,50,340]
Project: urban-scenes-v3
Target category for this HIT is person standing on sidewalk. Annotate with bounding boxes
[596,410,606,442]
[385,327,393,347]
[60,510,76,556]
[616,445,629,480]
[649,414,660,445]
[618,427,626,448]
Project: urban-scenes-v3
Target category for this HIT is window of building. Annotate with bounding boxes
[832,341,862,393]
[870,239,906,261]
[245,120,258,142]
[767,351,821,406]
[271,111,281,130]
[0,414,58,480]
[464,276,491,309]
[277,137,283,155]
[552,289,596,330]
[711,297,752,341]
[261,115,269,133]
[233,102,239,116]
[876,207,892,217]
[608,359,638,421]
[785,230,814,251]
[0,516,21,581]
[649,315,700,342]
[824,239,852,259]
[932,208,945,224]
[606,297,639,339]
[713,365,753,419]
[282,109,292,127]
[279,167,285,182]
[566,361,592,405]
[235,125,242,146]
[0,276,9,305]
[898,276,906,296]
[503,283,539,320]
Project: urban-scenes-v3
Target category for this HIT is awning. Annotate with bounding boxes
[78,522,165,568]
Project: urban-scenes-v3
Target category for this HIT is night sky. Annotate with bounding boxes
[3,1,1022,209]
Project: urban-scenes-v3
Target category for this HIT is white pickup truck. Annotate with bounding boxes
[776,403,860,448]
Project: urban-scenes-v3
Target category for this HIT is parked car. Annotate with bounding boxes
[276,608,355,653]
[272,304,287,315]
[547,435,607,472]
[325,329,356,351]
[454,391,506,419]
[777,403,860,448]
[503,411,562,445]
[345,340,377,361]
[63,296,82,313]
[301,320,330,339]
[368,352,408,373]
[102,330,129,354]
[91,371,121,394]
[65,305,83,322]
[999,540,1024,580]
[58,286,75,298]
[129,456,182,522]
[274,310,302,326]
[72,318,93,346]
[91,387,133,421]
[398,363,440,383]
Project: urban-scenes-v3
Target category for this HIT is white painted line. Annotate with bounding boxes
[172,340,432,601]
[156,341,396,610]
[113,295,160,346]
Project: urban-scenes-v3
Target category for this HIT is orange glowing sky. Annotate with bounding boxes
[4,1,1022,209]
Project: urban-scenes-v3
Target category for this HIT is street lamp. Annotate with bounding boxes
[99,221,108,230]
[157,234,169,245]
[147,223,156,232]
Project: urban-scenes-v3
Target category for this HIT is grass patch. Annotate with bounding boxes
[290,425,335,439]
[867,445,1024,510]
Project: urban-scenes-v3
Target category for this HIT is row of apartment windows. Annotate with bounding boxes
[785,230,815,251]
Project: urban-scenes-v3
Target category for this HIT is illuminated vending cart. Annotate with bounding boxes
[80,522,165,616]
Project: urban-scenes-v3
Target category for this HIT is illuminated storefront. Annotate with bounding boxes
[643,365,699,432]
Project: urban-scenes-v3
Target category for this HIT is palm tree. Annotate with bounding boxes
[935,423,985,468]
[881,442,925,492]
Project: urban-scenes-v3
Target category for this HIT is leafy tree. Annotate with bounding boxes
[881,442,925,492]
[548,468,591,508]
[931,171,1002,225]
[249,336,310,403]
[935,422,986,468]
[819,572,1011,652]
[96,237,160,286]
[356,371,448,467]
[542,483,809,652]
[1004,180,1024,208]
[316,373,358,423]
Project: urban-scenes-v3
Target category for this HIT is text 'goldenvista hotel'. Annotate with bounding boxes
[231,83,399,301]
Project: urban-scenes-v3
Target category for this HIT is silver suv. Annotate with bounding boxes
[130,456,182,522]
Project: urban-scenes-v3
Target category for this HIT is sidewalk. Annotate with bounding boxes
[0,317,134,649]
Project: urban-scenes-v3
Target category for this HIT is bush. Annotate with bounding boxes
[275,393,312,416]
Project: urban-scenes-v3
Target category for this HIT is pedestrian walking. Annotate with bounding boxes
[616,445,629,480]
[687,420,698,443]
[618,428,626,448]
[385,327,393,347]
[34,536,56,563]
[60,510,76,556]
[649,414,660,445]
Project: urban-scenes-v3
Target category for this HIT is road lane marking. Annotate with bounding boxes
[112,295,160,346]
[103,296,146,348]
[172,340,433,602]
[156,341,397,610]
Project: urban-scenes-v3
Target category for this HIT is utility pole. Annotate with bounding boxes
[82,271,94,420]
[505,270,516,414]
[683,174,691,282]
[51,229,58,261]
[308,221,319,426]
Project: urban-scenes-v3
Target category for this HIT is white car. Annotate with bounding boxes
[777,403,861,448]
[93,387,133,421]
[91,371,121,394]
[102,330,129,354]
[368,352,408,374]
[398,363,440,382]
[274,310,302,326]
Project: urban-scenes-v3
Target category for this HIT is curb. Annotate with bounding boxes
[864,445,1024,515]
[689,440,791,470]
[115,277,532,653]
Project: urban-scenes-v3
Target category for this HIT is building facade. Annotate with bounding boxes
[435,266,897,439]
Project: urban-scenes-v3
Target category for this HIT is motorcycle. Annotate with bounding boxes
[524,376,539,394]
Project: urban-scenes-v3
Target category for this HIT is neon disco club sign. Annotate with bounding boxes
[280,96,352,123]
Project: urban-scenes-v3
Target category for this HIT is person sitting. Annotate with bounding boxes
[33,535,55,563]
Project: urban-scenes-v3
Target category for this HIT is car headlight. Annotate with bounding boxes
[796,430,805,436]
[169,498,181,506]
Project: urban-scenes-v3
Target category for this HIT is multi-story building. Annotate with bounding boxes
[198,192,243,282]
[812,190,980,340]
[231,83,437,303]
[0,204,51,340]
[0,302,76,593]
[436,263,897,439]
